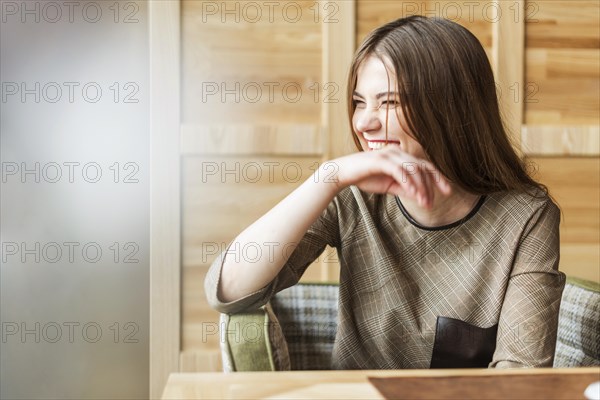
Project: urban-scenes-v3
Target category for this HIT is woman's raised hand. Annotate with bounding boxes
[329,145,452,208]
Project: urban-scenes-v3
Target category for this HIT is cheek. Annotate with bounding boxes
[388,114,403,130]
[393,109,415,139]
[351,110,361,130]
[406,137,428,159]
[392,108,408,129]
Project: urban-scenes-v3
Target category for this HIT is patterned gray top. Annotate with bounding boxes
[205,186,565,369]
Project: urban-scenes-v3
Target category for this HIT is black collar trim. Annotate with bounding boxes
[395,195,487,231]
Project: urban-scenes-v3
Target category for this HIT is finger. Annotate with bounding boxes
[386,180,408,197]
[382,157,426,205]
[419,159,452,197]
[393,166,418,198]
[404,161,429,206]
[415,177,430,208]
[419,163,434,208]
[379,160,419,200]
[387,148,452,203]
[376,148,437,205]
[369,150,411,194]
[430,162,450,194]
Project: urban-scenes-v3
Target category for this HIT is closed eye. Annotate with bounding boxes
[380,100,399,109]
[352,98,366,108]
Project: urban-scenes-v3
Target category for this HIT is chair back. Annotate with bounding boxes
[271,283,339,370]
[553,277,600,367]
[220,277,600,371]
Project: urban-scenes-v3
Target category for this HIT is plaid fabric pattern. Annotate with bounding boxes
[553,279,600,367]
[206,186,565,369]
[270,283,339,370]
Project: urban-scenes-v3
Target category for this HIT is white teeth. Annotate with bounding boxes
[368,142,391,150]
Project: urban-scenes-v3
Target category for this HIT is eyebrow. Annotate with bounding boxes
[353,91,399,99]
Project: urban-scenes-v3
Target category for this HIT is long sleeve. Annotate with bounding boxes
[204,195,341,314]
[490,198,566,368]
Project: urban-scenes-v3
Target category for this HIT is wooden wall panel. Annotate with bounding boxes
[182,266,218,351]
[180,123,323,156]
[525,1,600,49]
[493,0,524,151]
[149,1,181,396]
[182,154,332,361]
[525,1,600,124]
[523,0,600,283]
[356,1,493,50]
[180,0,328,371]
[182,0,322,125]
[522,125,599,156]
[322,0,357,159]
[182,156,323,268]
[529,158,600,244]
[529,157,600,282]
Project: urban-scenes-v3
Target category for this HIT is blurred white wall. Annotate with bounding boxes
[1,1,149,398]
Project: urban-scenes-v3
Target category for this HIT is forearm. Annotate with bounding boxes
[215,147,451,304]
[218,166,339,303]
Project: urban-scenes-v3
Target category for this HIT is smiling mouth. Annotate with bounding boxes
[367,140,400,151]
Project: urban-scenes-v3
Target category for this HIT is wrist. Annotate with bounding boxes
[312,161,344,196]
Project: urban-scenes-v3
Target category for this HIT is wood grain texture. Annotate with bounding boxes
[322,0,356,160]
[522,125,600,155]
[370,371,600,400]
[180,0,328,370]
[181,155,327,355]
[180,349,223,373]
[528,157,599,282]
[560,244,600,283]
[493,0,524,153]
[262,383,382,400]
[527,49,599,80]
[182,265,220,350]
[521,3,600,283]
[356,0,493,49]
[150,1,181,397]
[182,156,323,268]
[525,1,600,124]
[529,157,600,243]
[181,123,323,156]
[181,0,322,125]
[526,1,600,49]
[162,368,600,400]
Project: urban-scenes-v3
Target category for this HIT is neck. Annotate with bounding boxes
[398,184,481,228]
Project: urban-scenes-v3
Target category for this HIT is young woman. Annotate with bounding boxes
[205,16,565,369]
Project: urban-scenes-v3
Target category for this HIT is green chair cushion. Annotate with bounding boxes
[220,303,290,372]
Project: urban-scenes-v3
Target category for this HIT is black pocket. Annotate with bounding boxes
[430,316,498,368]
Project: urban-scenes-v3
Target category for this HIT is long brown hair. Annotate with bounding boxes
[347,16,548,198]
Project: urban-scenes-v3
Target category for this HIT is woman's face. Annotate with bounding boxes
[352,55,426,159]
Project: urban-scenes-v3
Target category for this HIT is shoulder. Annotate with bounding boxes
[337,185,379,201]
[317,186,381,223]
[332,185,382,210]
[482,188,560,235]
[327,186,390,238]
[485,188,559,219]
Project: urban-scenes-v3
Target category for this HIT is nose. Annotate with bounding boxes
[354,107,382,134]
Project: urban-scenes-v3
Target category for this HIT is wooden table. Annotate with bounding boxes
[162,367,600,399]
